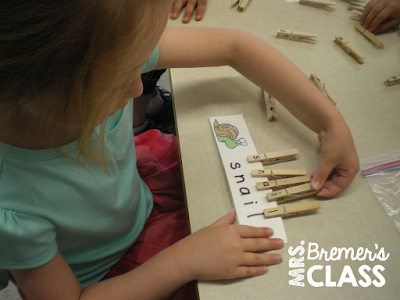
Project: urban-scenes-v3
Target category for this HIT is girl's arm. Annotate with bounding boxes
[11,210,283,300]
[157,27,359,197]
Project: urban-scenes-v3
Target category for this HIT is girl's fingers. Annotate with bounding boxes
[241,252,283,266]
[237,225,273,238]
[242,237,284,252]
[234,265,269,278]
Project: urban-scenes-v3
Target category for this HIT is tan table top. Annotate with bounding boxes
[168,1,400,299]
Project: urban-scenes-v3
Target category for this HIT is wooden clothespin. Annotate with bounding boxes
[262,91,278,122]
[276,29,318,44]
[231,0,250,12]
[334,35,366,64]
[260,201,320,219]
[354,23,384,49]
[256,175,310,191]
[309,74,336,105]
[248,148,299,165]
[348,1,365,11]
[251,168,308,179]
[350,9,362,21]
[267,182,318,203]
[384,75,400,86]
[299,0,335,12]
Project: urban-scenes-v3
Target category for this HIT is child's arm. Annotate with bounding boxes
[360,0,400,33]
[10,210,283,300]
[157,27,359,197]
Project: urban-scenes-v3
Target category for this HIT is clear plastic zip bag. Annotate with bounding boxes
[360,150,400,235]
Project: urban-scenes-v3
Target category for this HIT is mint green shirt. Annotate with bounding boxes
[0,47,159,288]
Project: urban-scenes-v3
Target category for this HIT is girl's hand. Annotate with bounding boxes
[310,124,360,197]
[360,0,400,33]
[170,0,208,23]
[172,210,284,281]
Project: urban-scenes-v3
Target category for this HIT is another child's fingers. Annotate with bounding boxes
[194,0,207,21]
[363,2,388,30]
[375,18,400,32]
[369,8,392,31]
[182,0,197,23]
[170,0,186,19]
[363,0,381,18]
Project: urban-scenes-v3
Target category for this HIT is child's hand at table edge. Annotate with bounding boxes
[310,125,360,197]
[171,209,284,282]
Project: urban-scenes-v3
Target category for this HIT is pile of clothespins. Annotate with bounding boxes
[277,0,398,85]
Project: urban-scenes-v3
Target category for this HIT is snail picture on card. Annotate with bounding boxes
[209,114,287,243]
[213,119,247,149]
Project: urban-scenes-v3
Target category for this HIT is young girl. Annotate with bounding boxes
[0,1,359,299]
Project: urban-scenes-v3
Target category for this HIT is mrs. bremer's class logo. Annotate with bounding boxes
[288,241,390,288]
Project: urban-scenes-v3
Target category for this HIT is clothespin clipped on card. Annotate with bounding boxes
[256,175,310,191]
[309,74,336,105]
[262,90,278,122]
[334,35,366,64]
[276,29,318,44]
[231,0,250,11]
[348,1,365,11]
[384,75,400,86]
[267,183,318,204]
[251,168,308,179]
[248,148,299,165]
[299,0,335,12]
[256,201,321,219]
[354,23,384,48]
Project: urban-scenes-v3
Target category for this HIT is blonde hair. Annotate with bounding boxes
[0,1,167,167]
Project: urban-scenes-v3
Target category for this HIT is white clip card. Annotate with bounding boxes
[210,114,287,242]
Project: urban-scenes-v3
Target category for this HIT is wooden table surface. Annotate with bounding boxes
[168,1,400,299]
